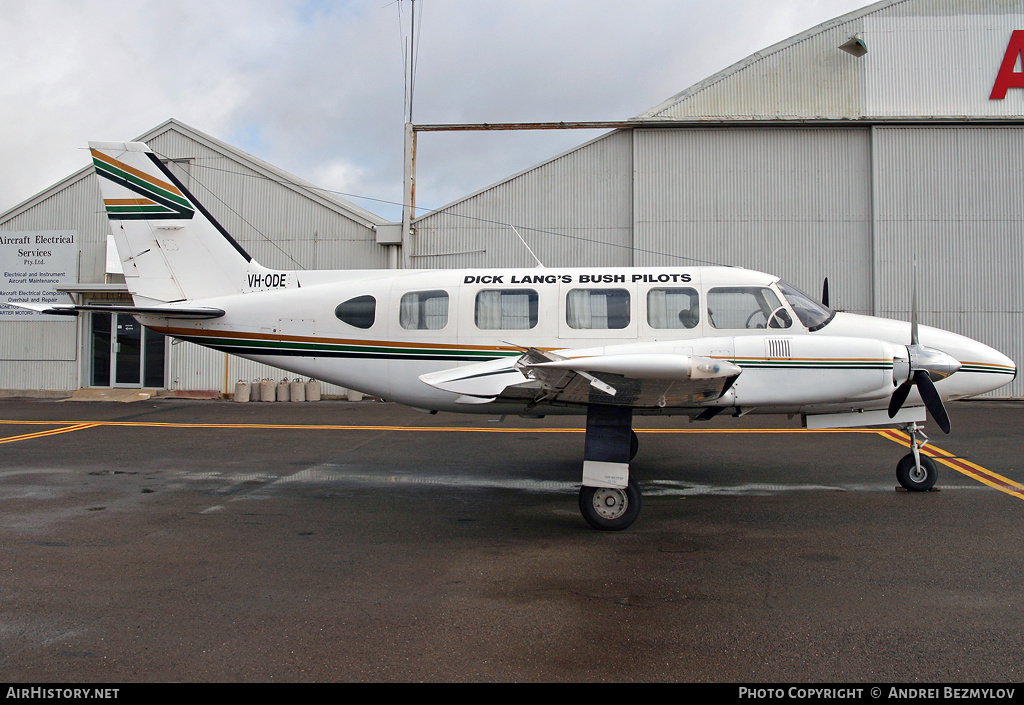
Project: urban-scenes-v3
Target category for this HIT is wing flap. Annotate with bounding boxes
[418,356,536,399]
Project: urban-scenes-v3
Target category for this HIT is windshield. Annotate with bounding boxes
[776,280,835,331]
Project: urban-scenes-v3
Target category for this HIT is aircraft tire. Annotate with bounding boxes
[896,453,938,492]
[579,479,642,531]
[629,431,639,461]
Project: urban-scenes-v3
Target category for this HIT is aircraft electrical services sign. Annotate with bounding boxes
[0,231,77,321]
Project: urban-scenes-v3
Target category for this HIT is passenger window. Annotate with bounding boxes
[566,289,630,330]
[648,288,700,329]
[707,287,791,329]
[334,295,376,329]
[400,290,449,330]
[475,289,538,330]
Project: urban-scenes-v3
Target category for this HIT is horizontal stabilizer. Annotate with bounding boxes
[1,301,224,319]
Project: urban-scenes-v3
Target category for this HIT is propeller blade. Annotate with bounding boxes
[821,277,830,308]
[915,370,951,434]
[888,379,913,418]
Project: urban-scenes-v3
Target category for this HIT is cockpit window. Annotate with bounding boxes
[776,280,835,331]
[707,287,792,330]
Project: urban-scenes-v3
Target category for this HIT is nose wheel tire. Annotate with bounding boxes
[579,479,642,531]
[896,453,938,492]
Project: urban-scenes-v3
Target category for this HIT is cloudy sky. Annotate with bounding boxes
[1,0,873,221]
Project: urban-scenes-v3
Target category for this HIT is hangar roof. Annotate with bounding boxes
[0,118,387,228]
[637,0,1024,122]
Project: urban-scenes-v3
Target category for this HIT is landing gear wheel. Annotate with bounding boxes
[629,430,639,461]
[896,453,938,492]
[579,479,642,531]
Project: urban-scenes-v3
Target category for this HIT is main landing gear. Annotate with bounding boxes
[578,405,643,531]
[579,480,642,531]
[896,421,938,492]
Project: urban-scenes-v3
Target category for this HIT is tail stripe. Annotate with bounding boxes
[91,149,194,219]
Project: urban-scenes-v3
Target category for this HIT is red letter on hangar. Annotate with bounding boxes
[991,30,1024,99]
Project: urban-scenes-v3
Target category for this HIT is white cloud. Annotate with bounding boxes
[0,0,872,219]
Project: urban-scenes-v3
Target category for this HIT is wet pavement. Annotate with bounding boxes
[0,398,1022,683]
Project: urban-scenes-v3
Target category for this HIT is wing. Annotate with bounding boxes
[420,346,741,408]
[1,301,224,319]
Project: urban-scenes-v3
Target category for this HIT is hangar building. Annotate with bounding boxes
[1,0,1021,398]
[0,119,389,396]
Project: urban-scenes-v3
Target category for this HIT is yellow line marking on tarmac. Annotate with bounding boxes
[878,428,1024,501]
[2,419,1018,501]
[0,422,101,445]
[0,419,878,434]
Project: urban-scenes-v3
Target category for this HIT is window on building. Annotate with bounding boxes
[647,287,700,329]
[566,288,631,330]
[475,289,538,330]
[400,290,449,330]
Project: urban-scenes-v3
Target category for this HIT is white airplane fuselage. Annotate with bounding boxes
[136,264,1016,419]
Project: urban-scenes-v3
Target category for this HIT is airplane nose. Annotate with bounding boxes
[958,342,1017,395]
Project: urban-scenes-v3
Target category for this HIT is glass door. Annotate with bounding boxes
[90,312,166,388]
[115,315,142,386]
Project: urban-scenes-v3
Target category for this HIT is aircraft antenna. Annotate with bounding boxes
[399,0,423,124]
[511,225,545,268]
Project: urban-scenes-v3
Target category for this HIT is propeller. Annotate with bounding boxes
[886,265,960,433]
[821,277,829,308]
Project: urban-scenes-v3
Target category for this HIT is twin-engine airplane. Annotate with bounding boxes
[6,142,1018,529]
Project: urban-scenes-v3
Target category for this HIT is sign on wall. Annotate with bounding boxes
[0,230,78,321]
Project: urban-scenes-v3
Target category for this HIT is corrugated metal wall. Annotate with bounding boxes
[633,127,874,314]
[411,130,634,268]
[873,125,1024,398]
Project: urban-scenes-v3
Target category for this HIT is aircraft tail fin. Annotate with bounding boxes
[90,141,256,305]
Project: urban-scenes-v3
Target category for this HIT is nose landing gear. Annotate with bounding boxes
[896,422,938,492]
